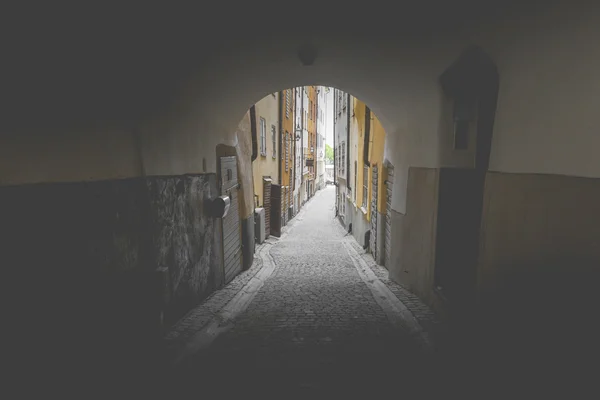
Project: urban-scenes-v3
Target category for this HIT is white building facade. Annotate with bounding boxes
[293,87,304,214]
[315,87,328,191]
[333,88,350,226]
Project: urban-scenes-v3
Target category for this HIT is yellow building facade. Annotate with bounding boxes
[352,98,386,221]
[279,88,295,224]
[252,92,280,208]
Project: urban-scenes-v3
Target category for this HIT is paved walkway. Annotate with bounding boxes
[164,186,443,397]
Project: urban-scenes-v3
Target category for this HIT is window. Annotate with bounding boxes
[363,165,369,207]
[271,125,277,158]
[285,90,291,119]
[334,147,337,171]
[341,142,346,175]
[260,117,267,156]
[285,131,289,170]
[354,161,358,202]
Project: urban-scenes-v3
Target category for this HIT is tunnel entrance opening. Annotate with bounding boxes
[158,87,444,390]
[240,86,391,262]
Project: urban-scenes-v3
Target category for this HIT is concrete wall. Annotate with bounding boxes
[382,3,600,320]
[477,3,600,178]
[478,172,600,297]
[465,3,600,320]
[388,167,442,312]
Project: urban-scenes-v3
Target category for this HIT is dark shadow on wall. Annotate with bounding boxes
[435,45,499,317]
[0,174,222,385]
[435,261,600,395]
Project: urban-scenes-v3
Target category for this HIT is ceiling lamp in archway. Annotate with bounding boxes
[298,43,318,66]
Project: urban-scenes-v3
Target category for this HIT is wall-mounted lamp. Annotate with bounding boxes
[285,133,301,142]
[285,125,302,142]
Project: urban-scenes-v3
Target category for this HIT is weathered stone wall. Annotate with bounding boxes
[0,173,221,377]
[146,174,222,327]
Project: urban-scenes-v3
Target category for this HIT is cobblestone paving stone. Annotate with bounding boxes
[168,187,438,396]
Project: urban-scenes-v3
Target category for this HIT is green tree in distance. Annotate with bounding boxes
[325,144,334,163]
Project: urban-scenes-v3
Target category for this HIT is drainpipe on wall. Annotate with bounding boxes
[250,105,258,162]
[300,87,304,188]
[364,105,371,167]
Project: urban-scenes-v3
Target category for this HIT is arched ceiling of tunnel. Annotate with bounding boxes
[1,0,560,134]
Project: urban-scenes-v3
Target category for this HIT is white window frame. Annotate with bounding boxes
[260,117,267,156]
[285,132,289,171]
[271,124,277,158]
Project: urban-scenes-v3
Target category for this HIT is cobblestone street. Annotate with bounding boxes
[165,186,442,397]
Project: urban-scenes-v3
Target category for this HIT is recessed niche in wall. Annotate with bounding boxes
[454,120,469,150]
[452,98,476,150]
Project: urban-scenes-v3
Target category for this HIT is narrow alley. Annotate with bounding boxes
[163,186,441,396]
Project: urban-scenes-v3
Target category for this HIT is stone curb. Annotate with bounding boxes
[343,236,443,350]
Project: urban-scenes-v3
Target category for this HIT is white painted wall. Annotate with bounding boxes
[349,96,359,204]
[334,89,348,183]
[473,2,600,178]
[325,89,334,148]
